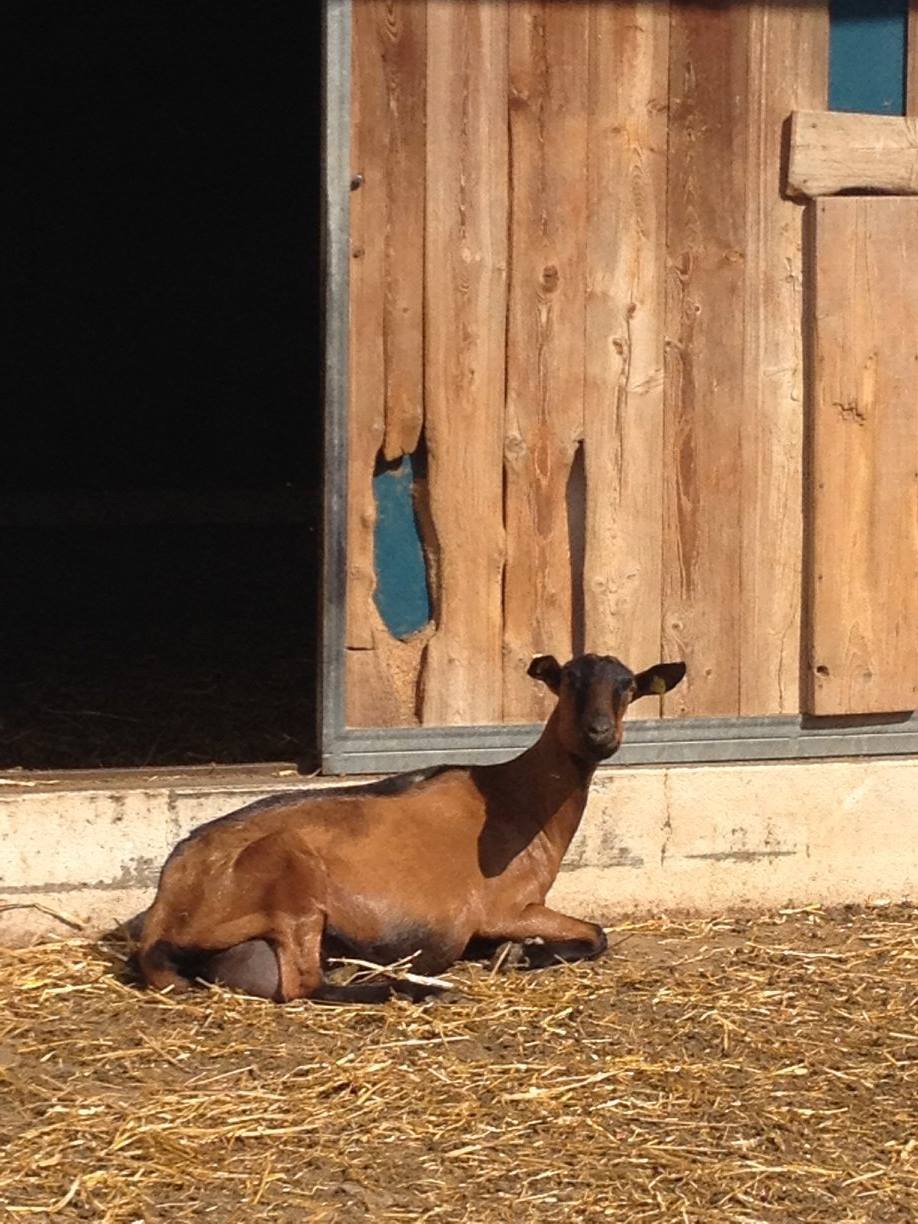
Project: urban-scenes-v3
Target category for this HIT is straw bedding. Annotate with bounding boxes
[1,905,915,1221]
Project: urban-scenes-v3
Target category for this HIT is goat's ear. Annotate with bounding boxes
[633,661,686,699]
[527,654,563,694]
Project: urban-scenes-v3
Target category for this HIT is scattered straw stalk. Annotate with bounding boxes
[0,906,915,1221]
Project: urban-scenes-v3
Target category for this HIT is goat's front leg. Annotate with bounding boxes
[479,904,607,970]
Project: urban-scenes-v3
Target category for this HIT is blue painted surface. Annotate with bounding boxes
[829,0,907,115]
[372,453,431,638]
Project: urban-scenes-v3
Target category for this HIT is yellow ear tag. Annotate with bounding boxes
[650,676,668,696]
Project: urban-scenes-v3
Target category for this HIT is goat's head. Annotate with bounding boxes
[528,653,686,763]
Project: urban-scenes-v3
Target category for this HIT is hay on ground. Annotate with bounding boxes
[0,905,916,1221]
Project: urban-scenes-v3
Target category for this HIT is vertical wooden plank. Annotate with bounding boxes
[806,197,918,716]
[347,0,387,661]
[740,4,828,715]
[501,2,589,722]
[378,1,427,462]
[582,2,669,697]
[908,2,918,117]
[346,0,428,727]
[662,4,748,718]
[421,1,508,725]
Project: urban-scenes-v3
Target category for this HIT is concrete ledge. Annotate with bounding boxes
[2,757,916,943]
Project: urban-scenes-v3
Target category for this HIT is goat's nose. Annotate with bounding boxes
[587,717,613,738]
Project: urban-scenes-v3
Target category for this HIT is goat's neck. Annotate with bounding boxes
[492,712,595,864]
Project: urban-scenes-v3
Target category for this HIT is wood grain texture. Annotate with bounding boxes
[501,2,589,722]
[344,0,839,731]
[346,1,428,726]
[346,623,430,727]
[376,1,427,462]
[662,4,749,717]
[420,1,509,725]
[910,2,918,117]
[347,0,387,659]
[787,111,918,198]
[740,6,828,715]
[805,197,918,716]
[582,2,669,705]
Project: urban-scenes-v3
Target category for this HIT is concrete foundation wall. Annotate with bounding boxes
[1,757,916,944]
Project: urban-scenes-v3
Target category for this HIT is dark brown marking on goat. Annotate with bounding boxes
[519,924,608,969]
[137,654,685,1003]
[323,922,444,974]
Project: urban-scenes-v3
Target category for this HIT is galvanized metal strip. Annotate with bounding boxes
[320,0,352,757]
[323,715,918,774]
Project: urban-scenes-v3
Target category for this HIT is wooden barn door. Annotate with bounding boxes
[342,0,828,733]
[805,197,918,716]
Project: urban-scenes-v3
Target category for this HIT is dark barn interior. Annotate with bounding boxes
[3,2,323,770]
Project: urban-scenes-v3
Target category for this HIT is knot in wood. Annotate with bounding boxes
[540,264,559,293]
[505,433,527,462]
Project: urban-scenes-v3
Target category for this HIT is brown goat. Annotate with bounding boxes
[137,653,685,1002]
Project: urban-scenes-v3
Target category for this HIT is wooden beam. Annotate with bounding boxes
[805,197,918,716]
[347,0,387,657]
[420,1,508,725]
[662,4,749,718]
[739,5,828,715]
[787,110,918,198]
[582,3,669,702]
[502,2,589,722]
[376,1,427,462]
[909,1,918,118]
[346,0,429,727]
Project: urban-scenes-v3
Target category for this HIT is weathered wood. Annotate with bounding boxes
[346,0,387,659]
[582,3,669,716]
[377,1,427,462]
[805,197,918,716]
[346,0,843,732]
[662,5,748,717]
[740,6,828,715]
[787,111,918,199]
[346,0,427,726]
[909,2,918,118]
[502,2,589,722]
[346,621,431,727]
[421,1,508,725]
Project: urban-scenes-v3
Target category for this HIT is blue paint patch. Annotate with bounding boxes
[830,0,907,115]
[372,453,431,638]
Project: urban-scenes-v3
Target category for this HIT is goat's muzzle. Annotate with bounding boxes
[584,718,619,760]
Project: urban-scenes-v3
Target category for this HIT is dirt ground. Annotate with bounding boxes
[1,905,915,1221]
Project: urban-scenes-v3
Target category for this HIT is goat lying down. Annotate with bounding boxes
[138,652,686,1002]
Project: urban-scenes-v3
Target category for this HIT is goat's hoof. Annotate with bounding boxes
[488,941,527,973]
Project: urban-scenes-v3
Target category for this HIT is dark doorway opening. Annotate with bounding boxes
[3,2,323,770]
